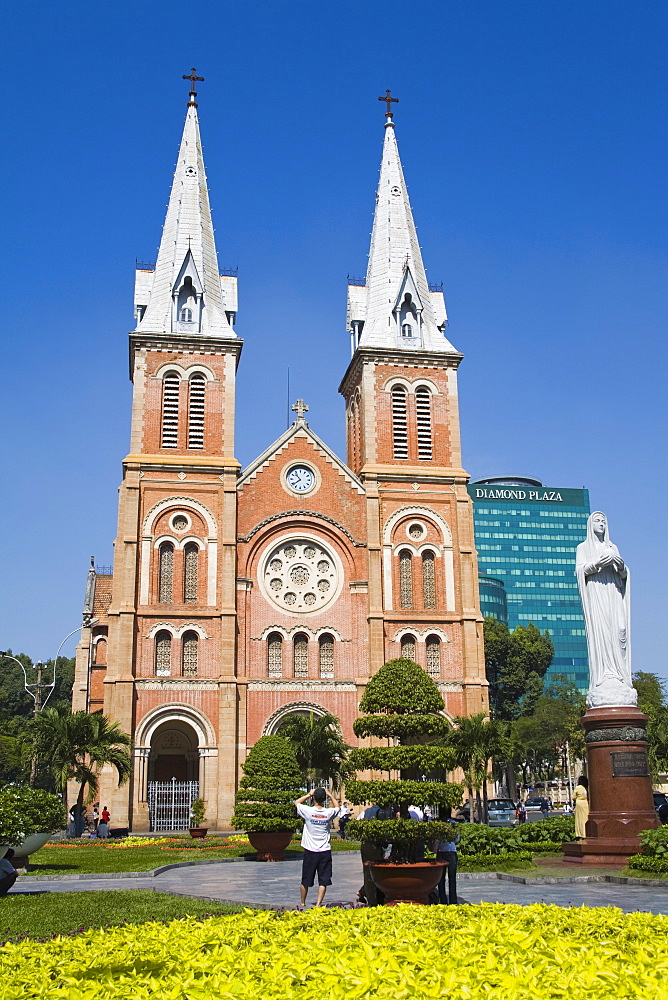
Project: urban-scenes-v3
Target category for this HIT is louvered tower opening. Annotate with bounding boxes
[187,374,206,449]
[161,373,180,448]
[415,387,433,460]
[391,386,408,459]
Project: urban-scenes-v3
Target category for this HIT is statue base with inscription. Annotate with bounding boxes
[563,707,659,865]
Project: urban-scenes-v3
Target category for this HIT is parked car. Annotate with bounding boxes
[487,798,519,828]
[653,792,668,824]
[523,797,545,811]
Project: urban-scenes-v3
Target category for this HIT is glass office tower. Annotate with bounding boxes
[468,476,590,691]
[479,576,508,624]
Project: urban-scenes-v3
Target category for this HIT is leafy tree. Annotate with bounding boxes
[346,659,460,861]
[509,677,585,791]
[0,786,66,845]
[450,713,505,823]
[633,672,668,781]
[232,735,303,833]
[633,672,666,717]
[278,712,348,789]
[23,706,131,831]
[0,652,74,720]
[484,618,554,721]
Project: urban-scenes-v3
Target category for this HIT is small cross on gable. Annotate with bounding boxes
[183,68,204,108]
[291,399,309,421]
[378,89,399,119]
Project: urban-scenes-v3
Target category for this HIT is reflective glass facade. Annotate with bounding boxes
[479,575,507,624]
[468,478,590,691]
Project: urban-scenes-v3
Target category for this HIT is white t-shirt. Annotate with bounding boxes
[296,803,340,852]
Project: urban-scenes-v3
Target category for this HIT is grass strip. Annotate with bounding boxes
[0,890,244,944]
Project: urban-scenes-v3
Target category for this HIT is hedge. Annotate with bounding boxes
[627,855,668,874]
[0,787,66,845]
[458,851,533,870]
[637,826,668,858]
[231,736,303,835]
[2,905,668,998]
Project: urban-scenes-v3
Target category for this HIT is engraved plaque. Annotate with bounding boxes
[611,751,649,777]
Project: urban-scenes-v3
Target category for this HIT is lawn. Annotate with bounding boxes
[24,837,361,875]
[0,890,243,944]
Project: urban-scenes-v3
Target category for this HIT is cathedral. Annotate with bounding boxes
[72,77,487,831]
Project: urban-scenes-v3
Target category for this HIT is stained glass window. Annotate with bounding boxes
[422,551,436,609]
[268,634,283,677]
[294,634,309,677]
[426,636,441,678]
[319,634,334,678]
[159,543,174,604]
[399,550,413,609]
[184,543,198,603]
[155,631,172,676]
[182,632,198,676]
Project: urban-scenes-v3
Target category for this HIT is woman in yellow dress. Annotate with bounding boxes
[573,776,589,839]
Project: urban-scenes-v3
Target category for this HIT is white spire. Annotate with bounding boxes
[135,100,235,339]
[348,116,455,353]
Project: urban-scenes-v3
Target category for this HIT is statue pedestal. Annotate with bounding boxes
[563,707,659,865]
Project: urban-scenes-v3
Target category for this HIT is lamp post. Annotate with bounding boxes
[0,615,98,715]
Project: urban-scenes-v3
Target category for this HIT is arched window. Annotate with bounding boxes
[158,543,174,604]
[422,551,436,609]
[399,549,413,609]
[267,633,283,678]
[401,634,416,661]
[161,371,180,448]
[415,386,432,460]
[391,385,408,459]
[401,322,413,338]
[155,631,172,676]
[180,306,193,322]
[187,374,206,449]
[319,634,334,678]
[177,276,197,328]
[293,633,309,678]
[392,385,408,458]
[426,635,441,678]
[183,543,199,603]
[92,637,107,665]
[182,631,198,677]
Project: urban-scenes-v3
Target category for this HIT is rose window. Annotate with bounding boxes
[261,538,340,613]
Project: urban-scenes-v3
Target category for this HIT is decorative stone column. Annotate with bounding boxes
[563,706,659,865]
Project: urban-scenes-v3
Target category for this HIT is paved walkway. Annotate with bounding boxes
[10,855,668,914]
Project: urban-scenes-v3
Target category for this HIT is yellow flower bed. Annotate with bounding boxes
[2,904,668,998]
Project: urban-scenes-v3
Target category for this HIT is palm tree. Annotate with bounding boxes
[24,705,132,833]
[279,712,347,789]
[450,713,505,823]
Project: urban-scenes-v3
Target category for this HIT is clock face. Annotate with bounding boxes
[286,465,315,493]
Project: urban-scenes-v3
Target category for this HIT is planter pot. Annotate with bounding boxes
[367,861,445,905]
[247,829,294,862]
[189,827,208,839]
[2,832,52,870]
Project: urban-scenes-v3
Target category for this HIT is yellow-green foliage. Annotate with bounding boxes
[2,904,668,998]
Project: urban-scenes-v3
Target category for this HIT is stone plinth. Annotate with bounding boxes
[563,707,659,865]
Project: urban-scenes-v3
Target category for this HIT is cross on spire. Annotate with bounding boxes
[183,68,204,108]
[378,89,399,119]
[291,399,309,421]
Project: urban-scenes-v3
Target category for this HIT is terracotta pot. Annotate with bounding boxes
[189,827,208,839]
[248,829,294,861]
[367,861,445,905]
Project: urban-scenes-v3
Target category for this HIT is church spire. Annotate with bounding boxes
[347,97,454,354]
[135,72,236,339]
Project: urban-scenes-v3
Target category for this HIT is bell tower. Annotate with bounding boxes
[340,94,487,712]
[99,72,242,827]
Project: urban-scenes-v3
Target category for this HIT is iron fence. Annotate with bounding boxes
[147,779,199,831]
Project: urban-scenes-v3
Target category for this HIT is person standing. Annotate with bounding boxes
[98,806,111,840]
[433,818,460,905]
[516,801,527,824]
[294,788,340,907]
[0,850,17,897]
[338,801,350,840]
[573,776,589,839]
[540,797,550,821]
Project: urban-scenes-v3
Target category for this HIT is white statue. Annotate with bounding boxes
[576,511,636,709]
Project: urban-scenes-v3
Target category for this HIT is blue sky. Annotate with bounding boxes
[1,0,666,679]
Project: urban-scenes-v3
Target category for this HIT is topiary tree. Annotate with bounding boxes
[232,735,304,834]
[346,658,462,862]
[0,786,67,846]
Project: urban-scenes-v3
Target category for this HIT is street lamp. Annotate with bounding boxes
[1,614,98,715]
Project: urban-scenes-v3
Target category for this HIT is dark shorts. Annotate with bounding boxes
[301,849,332,887]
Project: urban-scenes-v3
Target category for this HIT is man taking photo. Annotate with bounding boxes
[294,787,341,907]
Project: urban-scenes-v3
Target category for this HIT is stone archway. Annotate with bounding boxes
[148,719,200,783]
[263,701,329,736]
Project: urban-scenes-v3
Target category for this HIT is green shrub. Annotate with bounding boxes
[189,799,206,827]
[457,822,571,857]
[232,736,303,834]
[3,905,668,998]
[638,825,668,857]
[347,658,461,862]
[627,854,668,873]
[513,816,575,844]
[0,786,66,845]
